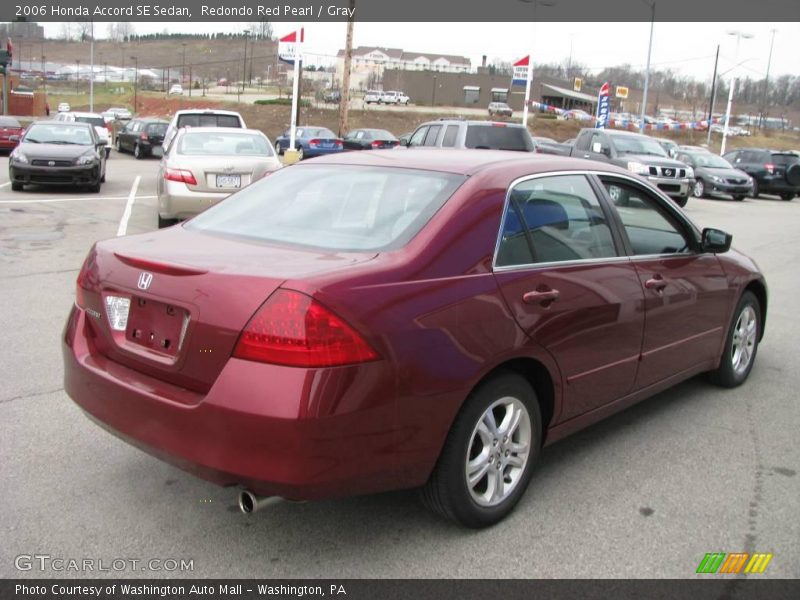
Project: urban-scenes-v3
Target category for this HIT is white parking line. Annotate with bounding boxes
[0,195,156,204]
[0,182,9,189]
[117,175,141,237]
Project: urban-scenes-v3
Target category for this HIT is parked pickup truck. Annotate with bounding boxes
[569,128,693,206]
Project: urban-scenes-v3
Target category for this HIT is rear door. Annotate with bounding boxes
[493,173,645,421]
[598,175,731,389]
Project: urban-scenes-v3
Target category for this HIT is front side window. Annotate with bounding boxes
[408,126,428,147]
[496,175,617,267]
[601,178,692,256]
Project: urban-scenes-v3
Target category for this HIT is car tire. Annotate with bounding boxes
[780,193,794,201]
[10,181,23,192]
[89,181,101,193]
[100,171,106,183]
[115,138,122,153]
[708,291,761,388]
[158,215,178,229]
[297,147,304,161]
[105,147,111,159]
[733,195,745,201]
[134,144,143,159]
[674,195,689,208]
[421,371,542,528]
[275,142,283,156]
[786,163,800,186]
[751,180,760,198]
[693,179,706,198]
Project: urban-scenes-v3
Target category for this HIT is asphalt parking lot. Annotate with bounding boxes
[1,152,798,579]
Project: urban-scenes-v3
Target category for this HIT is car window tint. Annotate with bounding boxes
[423,125,441,146]
[464,125,532,151]
[408,127,428,147]
[601,179,691,256]
[147,123,167,135]
[496,175,617,267]
[186,166,465,252]
[442,125,459,147]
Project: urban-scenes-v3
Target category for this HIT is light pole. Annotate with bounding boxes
[639,0,655,133]
[89,20,94,112]
[720,30,754,156]
[760,28,777,129]
[131,55,138,114]
[181,43,187,86]
[75,59,80,95]
[519,0,558,129]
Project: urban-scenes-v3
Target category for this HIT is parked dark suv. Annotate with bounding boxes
[722,148,800,200]
[404,119,536,152]
[115,118,169,159]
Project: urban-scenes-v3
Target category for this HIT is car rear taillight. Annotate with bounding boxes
[371,140,382,148]
[765,163,775,174]
[164,168,198,185]
[233,289,379,367]
[334,139,343,147]
[309,139,320,147]
[492,122,507,127]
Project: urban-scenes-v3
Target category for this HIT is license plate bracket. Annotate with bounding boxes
[125,297,187,356]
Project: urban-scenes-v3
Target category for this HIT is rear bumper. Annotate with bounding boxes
[758,176,800,194]
[158,185,231,220]
[62,306,444,500]
[305,147,343,158]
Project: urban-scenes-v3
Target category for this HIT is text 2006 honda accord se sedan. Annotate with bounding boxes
[63,150,767,527]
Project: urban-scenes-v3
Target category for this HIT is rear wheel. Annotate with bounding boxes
[10,181,23,191]
[297,146,304,160]
[751,180,760,198]
[780,193,795,201]
[733,195,745,201]
[158,214,178,229]
[693,179,706,198]
[421,372,541,528]
[133,144,143,159]
[115,138,122,153]
[708,291,761,388]
[275,142,283,156]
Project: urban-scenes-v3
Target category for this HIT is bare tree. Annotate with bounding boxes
[76,22,92,41]
[251,19,274,41]
[60,23,74,41]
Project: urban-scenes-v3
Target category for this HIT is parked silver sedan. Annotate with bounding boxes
[157,127,282,228]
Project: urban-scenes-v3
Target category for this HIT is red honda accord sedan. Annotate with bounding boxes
[63,150,767,527]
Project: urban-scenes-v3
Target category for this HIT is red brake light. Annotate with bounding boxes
[164,168,198,186]
[233,289,379,367]
[309,138,320,147]
[371,140,382,148]
[765,163,774,174]
[492,122,507,127]
[334,139,343,147]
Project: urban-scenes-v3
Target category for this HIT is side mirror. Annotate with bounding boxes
[701,228,732,254]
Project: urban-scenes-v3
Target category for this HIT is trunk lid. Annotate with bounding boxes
[169,156,281,193]
[80,226,376,394]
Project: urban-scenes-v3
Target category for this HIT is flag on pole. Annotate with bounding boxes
[278,29,304,66]
[511,55,529,87]
[595,82,610,129]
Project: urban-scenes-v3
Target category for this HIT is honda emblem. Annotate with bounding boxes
[137,272,153,291]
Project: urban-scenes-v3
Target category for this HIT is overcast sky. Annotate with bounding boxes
[41,21,799,82]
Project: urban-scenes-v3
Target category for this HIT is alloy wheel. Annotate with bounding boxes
[731,305,757,376]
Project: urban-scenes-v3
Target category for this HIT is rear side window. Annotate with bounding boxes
[465,126,533,151]
[187,165,465,252]
[772,154,799,166]
[496,175,617,267]
[442,125,459,147]
[423,125,441,146]
[75,116,105,128]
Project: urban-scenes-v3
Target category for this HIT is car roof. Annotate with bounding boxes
[176,127,265,136]
[304,148,630,177]
[173,109,243,116]
[67,111,105,118]
[34,120,92,128]
[134,118,169,124]
[604,129,649,137]
[420,119,526,128]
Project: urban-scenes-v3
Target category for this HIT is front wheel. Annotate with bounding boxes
[708,291,761,388]
[780,193,795,201]
[733,195,745,201]
[421,372,541,528]
[11,181,23,191]
[674,195,689,208]
[693,179,706,198]
[751,180,760,198]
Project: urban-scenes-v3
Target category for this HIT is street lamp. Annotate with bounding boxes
[75,59,80,95]
[181,43,187,86]
[518,0,558,128]
[131,55,138,114]
[720,30,754,156]
[760,29,777,129]
[639,0,655,133]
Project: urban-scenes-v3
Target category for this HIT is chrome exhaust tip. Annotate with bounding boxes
[238,490,284,514]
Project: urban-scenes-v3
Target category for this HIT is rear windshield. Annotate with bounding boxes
[186,165,465,252]
[0,117,21,127]
[177,131,273,156]
[146,123,168,135]
[772,153,799,165]
[75,116,105,128]
[465,125,533,152]
[176,114,242,128]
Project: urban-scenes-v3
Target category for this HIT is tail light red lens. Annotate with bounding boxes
[233,289,379,367]
[164,168,198,185]
[309,139,320,147]
[371,140,382,148]
[765,163,775,174]
[334,139,343,147]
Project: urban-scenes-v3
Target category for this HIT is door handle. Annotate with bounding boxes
[523,289,560,305]
[644,276,667,291]
[583,153,591,158]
